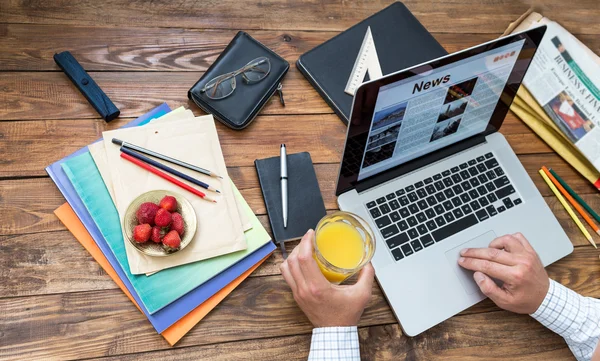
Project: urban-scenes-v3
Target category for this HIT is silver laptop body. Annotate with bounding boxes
[335,26,573,336]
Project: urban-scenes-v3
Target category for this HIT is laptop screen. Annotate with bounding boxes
[358,40,525,181]
[336,27,546,195]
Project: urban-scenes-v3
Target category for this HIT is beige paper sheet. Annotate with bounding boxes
[89,107,250,230]
[102,115,247,274]
[89,141,252,276]
[88,108,194,207]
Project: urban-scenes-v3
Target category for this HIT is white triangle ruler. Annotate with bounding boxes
[344,26,383,96]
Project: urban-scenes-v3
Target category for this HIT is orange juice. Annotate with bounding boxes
[313,212,374,284]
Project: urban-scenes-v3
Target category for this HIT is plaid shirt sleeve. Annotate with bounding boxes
[308,327,361,361]
[530,279,600,361]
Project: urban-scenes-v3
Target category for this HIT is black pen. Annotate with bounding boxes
[112,138,223,179]
[120,147,220,193]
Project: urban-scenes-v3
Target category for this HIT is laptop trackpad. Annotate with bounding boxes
[445,231,497,295]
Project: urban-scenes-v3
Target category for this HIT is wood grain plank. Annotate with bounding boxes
[0,212,272,297]
[7,25,598,73]
[2,195,599,297]
[1,152,598,237]
[356,317,573,361]
[1,0,599,35]
[86,332,313,361]
[2,188,599,297]
[83,315,573,361]
[0,26,506,71]
[0,69,332,120]
[0,113,557,178]
[0,178,66,236]
[0,246,596,360]
[0,231,115,297]
[3,66,599,125]
[0,275,390,361]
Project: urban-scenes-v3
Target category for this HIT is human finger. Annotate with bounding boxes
[473,271,509,306]
[489,234,525,253]
[286,243,306,289]
[353,263,375,295]
[297,230,329,286]
[511,232,535,252]
[279,260,297,293]
[458,256,515,282]
[460,247,517,266]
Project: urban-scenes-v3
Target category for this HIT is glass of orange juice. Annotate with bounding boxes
[313,211,375,284]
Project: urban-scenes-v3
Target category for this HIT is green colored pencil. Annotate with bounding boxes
[549,168,600,224]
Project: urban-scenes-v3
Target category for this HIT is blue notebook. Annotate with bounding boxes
[46,104,275,332]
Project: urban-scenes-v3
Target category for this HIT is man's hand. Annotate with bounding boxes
[458,232,549,314]
[279,229,375,327]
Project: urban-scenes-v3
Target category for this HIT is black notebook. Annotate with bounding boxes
[297,2,448,124]
[255,152,326,245]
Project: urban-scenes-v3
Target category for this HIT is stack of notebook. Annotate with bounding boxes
[46,103,276,345]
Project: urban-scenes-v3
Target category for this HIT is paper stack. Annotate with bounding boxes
[46,104,276,345]
[504,11,600,189]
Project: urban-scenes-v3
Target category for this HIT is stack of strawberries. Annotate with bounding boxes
[133,195,185,252]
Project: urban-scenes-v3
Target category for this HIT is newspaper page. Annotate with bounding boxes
[523,21,600,170]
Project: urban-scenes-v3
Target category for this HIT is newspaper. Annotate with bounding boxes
[523,20,600,170]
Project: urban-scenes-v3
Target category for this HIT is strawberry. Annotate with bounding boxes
[162,230,181,252]
[159,195,177,212]
[136,202,160,226]
[133,224,151,243]
[154,208,172,228]
[171,212,185,236]
[150,226,164,243]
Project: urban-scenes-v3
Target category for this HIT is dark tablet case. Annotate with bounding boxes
[255,152,326,243]
[296,2,448,124]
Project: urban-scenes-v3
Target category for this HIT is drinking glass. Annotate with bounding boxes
[313,211,376,284]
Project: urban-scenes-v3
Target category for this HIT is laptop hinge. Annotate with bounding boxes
[355,133,487,194]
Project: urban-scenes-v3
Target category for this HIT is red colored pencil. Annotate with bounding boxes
[120,152,217,203]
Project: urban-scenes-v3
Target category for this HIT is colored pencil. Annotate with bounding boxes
[549,168,600,224]
[112,138,222,179]
[539,169,594,247]
[543,167,599,244]
[121,147,220,193]
[120,152,216,203]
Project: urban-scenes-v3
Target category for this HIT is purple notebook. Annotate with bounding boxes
[46,104,275,333]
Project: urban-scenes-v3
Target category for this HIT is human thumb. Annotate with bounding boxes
[473,271,505,306]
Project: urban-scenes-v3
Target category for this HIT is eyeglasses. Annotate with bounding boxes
[200,57,271,100]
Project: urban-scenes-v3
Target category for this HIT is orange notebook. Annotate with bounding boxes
[54,203,269,345]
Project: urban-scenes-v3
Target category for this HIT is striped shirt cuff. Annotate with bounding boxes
[308,327,360,361]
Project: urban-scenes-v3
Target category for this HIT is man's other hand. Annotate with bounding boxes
[458,232,549,314]
[279,229,375,327]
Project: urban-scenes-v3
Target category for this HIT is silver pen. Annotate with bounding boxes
[280,144,288,229]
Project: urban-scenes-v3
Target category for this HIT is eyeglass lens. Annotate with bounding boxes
[202,57,271,100]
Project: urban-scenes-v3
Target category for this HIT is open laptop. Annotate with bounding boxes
[336,26,574,336]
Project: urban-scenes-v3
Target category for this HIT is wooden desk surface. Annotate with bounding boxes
[1,1,600,360]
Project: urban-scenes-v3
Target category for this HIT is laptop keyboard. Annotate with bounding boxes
[365,152,522,262]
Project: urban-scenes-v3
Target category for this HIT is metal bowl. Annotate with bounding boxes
[123,190,197,257]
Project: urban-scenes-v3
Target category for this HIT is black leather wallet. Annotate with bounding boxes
[188,31,289,130]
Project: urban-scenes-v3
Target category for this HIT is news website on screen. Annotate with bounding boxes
[357,40,525,181]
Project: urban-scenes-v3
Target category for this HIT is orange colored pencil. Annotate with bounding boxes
[542,166,598,247]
